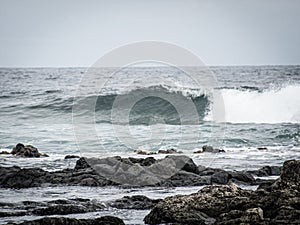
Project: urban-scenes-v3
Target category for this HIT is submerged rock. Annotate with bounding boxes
[144,159,300,225]
[10,143,49,157]
[134,149,156,155]
[157,148,183,154]
[199,145,225,153]
[64,155,80,159]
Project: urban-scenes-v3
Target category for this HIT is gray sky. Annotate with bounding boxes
[0,0,299,67]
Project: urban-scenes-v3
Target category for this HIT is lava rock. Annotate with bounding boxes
[144,159,300,225]
[11,143,48,157]
[64,155,80,159]
[157,148,183,154]
[202,145,225,153]
[109,195,161,209]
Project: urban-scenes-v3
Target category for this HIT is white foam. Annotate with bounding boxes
[212,84,300,123]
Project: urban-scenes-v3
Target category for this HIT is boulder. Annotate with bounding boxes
[144,159,300,225]
[134,149,156,155]
[202,145,225,153]
[109,195,161,209]
[11,143,49,157]
[158,148,183,154]
[64,155,80,159]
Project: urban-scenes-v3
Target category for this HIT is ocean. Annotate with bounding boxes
[0,65,300,224]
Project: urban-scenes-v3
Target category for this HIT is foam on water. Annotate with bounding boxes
[217,84,300,123]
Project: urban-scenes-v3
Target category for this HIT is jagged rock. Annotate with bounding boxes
[144,159,300,225]
[229,171,256,184]
[0,155,281,189]
[109,195,161,209]
[144,185,251,224]
[271,159,300,191]
[249,165,282,177]
[211,171,231,184]
[202,145,225,153]
[134,149,156,155]
[64,155,80,159]
[157,148,183,154]
[257,147,268,150]
[0,151,10,154]
[10,143,48,157]
[215,207,265,225]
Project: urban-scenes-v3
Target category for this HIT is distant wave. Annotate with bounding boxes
[5,84,300,125]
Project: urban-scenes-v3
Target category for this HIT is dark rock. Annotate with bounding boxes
[158,148,183,154]
[215,207,265,225]
[161,171,211,187]
[211,171,231,184]
[109,195,161,209]
[0,210,27,217]
[74,157,91,170]
[32,205,88,215]
[257,147,268,150]
[229,171,255,184]
[13,216,125,225]
[193,149,203,153]
[250,165,282,177]
[144,159,300,225]
[144,185,251,225]
[64,155,80,159]
[10,143,49,157]
[0,155,283,189]
[271,159,300,191]
[166,155,199,174]
[0,151,10,154]
[134,149,156,155]
[202,145,225,153]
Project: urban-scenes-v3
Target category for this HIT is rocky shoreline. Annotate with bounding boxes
[1,144,299,224]
[0,155,281,188]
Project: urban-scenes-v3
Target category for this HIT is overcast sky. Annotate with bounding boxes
[0,0,299,67]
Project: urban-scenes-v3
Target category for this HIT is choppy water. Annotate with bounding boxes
[0,65,300,224]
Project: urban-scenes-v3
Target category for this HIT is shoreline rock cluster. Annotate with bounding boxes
[0,155,281,188]
[0,153,299,225]
[0,143,49,157]
[144,159,300,224]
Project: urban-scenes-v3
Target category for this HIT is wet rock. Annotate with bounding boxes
[215,207,265,225]
[134,149,156,155]
[0,155,282,188]
[257,147,268,150]
[12,216,125,225]
[144,159,300,225]
[144,185,251,225]
[193,149,203,153]
[202,145,225,153]
[11,143,49,157]
[0,210,27,217]
[211,171,231,184]
[158,148,183,154]
[229,171,256,184]
[249,165,282,177]
[109,195,161,210]
[64,155,80,159]
[161,171,211,187]
[271,159,300,191]
[0,151,10,155]
[32,205,88,215]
